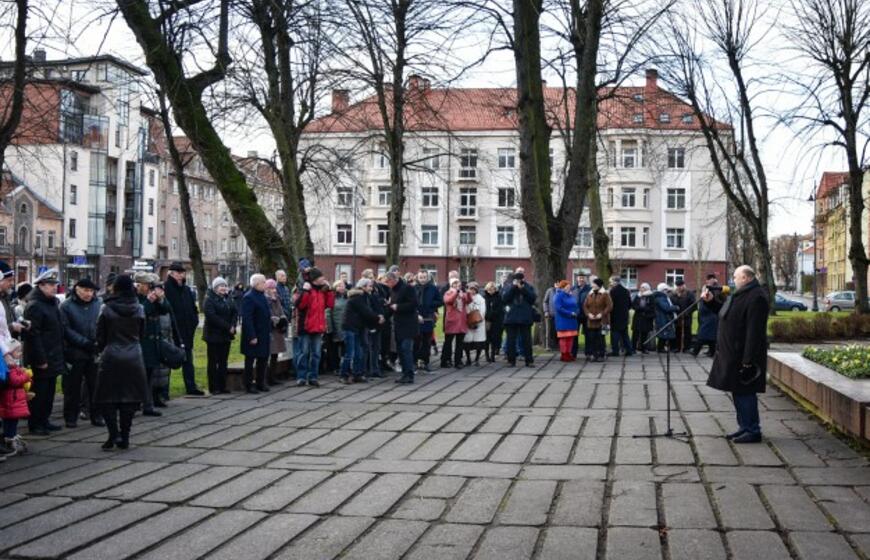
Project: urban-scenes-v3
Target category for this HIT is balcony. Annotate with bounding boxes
[457,168,478,181]
[454,245,479,258]
[455,208,478,220]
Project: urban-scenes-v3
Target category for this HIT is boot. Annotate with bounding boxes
[117,409,133,450]
[153,390,167,408]
[102,413,118,450]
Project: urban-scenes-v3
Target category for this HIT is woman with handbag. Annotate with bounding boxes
[462,283,487,366]
[582,277,613,362]
[203,277,237,394]
[264,279,289,387]
[135,274,174,415]
[441,278,472,369]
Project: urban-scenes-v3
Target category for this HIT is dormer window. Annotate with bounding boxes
[633,93,644,102]
[659,112,671,123]
[18,203,27,214]
[632,113,643,124]
[681,113,693,124]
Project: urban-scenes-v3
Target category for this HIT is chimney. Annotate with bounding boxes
[32,49,46,62]
[247,150,258,159]
[408,74,430,91]
[645,68,658,93]
[331,89,350,113]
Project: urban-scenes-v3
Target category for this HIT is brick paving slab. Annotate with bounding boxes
[3,352,869,560]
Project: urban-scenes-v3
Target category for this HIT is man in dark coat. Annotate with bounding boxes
[414,270,442,372]
[701,265,769,444]
[386,271,419,383]
[571,273,591,358]
[136,273,179,410]
[203,277,238,394]
[670,279,695,352]
[23,270,66,435]
[60,277,103,427]
[241,274,272,392]
[163,262,203,395]
[500,271,537,367]
[693,274,723,356]
[608,276,633,357]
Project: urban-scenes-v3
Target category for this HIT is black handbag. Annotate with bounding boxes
[159,339,186,369]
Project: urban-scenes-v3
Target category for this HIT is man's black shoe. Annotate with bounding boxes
[246,387,260,394]
[732,432,762,444]
[29,426,50,436]
[45,422,63,432]
[725,429,746,440]
[256,385,270,392]
[525,361,535,367]
[186,389,206,396]
[65,420,78,429]
[353,377,368,383]
[395,376,414,384]
[91,418,106,427]
[142,409,162,417]
[308,380,320,387]
[507,361,516,367]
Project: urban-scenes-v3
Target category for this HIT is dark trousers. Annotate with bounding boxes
[244,355,267,389]
[657,338,672,352]
[63,358,97,423]
[414,333,432,366]
[732,392,761,436]
[144,367,155,411]
[3,418,18,439]
[505,324,533,364]
[29,374,57,429]
[397,337,414,377]
[102,403,137,440]
[324,336,341,373]
[485,325,502,361]
[546,316,558,350]
[442,333,465,367]
[692,340,716,356]
[380,324,392,366]
[610,328,633,356]
[632,328,653,352]
[366,330,382,376]
[181,346,198,392]
[573,321,590,358]
[677,317,693,351]
[207,342,231,393]
[586,328,605,358]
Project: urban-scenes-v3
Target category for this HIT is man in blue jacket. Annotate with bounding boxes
[571,273,591,358]
[500,271,537,367]
[241,274,271,393]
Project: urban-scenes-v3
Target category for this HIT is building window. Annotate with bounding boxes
[495,266,512,284]
[642,226,649,248]
[620,226,637,248]
[666,268,685,285]
[148,198,154,216]
[171,237,178,252]
[421,187,439,207]
[171,208,179,224]
[620,267,638,289]
[632,113,643,124]
[606,226,613,242]
[69,185,78,205]
[336,187,352,207]
[621,187,636,208]
[497,187,516,208]
[667,188,686,209]
[34,231,42,250]
[667,147,686,169]
[47,231,55,249]
[421,225,439,246]
[70,151,78,171]
[575,226,592,248]
[659,113,671,123]
[148,169,155,186]
[18,226,28,251]
[375,149,388,169]
[459,225,477,245]
[459,148,478,179]
[497,148,516,169]
[422,148,440,170]
[496,225,515,247]
[171,179,178,195]
[377,185,391,206]
[376,224,389,245]
[336,224,352,245]
[160,220,166,237]
[147,227,154,244]
[0,226,6,246]
[606,187,614,208]
[622,141,638,168]
[68,219,77,239]
[681,113,693,124]
[115,125,121,148]
[666,228,685,249]
[18,202,26,214]
[459,187,477,216]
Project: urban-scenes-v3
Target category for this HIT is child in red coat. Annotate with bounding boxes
[0,341,29,458]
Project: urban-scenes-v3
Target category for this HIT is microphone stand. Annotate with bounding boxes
[632,296,704,440]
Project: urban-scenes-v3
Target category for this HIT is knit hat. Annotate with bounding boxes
[74,277,98,290]
[212,277,228,290]
[114,274,135,295]
[264,279,277,289]
[657,282,670,292]
[168,261,186,272]
[307,267,323,282]
[593,277,604,288]
[0,260,12,279]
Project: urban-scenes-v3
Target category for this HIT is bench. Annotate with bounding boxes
[226,352,294,391]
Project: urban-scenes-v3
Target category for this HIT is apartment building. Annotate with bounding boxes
[300,70,728,288]
[1,51,159,284]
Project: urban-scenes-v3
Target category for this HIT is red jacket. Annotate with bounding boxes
[443,289,472,335]
[0,366,31,420]
[297,287,335,335]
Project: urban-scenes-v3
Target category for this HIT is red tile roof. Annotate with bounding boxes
[306,75,725,134]
[816,171,850,199]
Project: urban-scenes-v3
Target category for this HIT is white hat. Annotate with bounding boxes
[656,282,670,292]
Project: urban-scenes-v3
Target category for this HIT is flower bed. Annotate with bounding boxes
[802,345,870,379]
[769,312,870,342]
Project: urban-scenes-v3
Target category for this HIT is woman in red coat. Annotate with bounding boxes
[441,278,472,369]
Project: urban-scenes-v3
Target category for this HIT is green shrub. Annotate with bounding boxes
[802,345,870,379]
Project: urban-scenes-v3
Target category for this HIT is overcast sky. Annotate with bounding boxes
[8,0,858,239]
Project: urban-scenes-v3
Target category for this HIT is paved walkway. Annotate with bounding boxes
[1,353,869,560]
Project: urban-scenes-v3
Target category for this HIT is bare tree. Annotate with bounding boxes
[727,206,757,272]
[0,0,28,173]
[787,0,869,313]
[658,0,778,306]
[770,233,799,289]
[116,0,292,274]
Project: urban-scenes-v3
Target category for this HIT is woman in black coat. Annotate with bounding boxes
[700,266,769,443]
[203,277,237,394]
[94,275,147,451]
[483,282,504,363]
[631,283,656,354]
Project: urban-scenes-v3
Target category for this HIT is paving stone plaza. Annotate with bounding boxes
[1,353,869,560]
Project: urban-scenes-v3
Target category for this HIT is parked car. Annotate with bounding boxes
[774,293,806,312]
[823,291,858,311]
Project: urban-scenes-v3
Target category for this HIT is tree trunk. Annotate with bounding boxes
[587,156,611,279]
[117,0,292,275]
[157,92,208,309]
[386,135,406,267]
[0,0,28,174]
[847,168,869,313]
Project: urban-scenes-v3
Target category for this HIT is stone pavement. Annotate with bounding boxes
[1,352,869,559]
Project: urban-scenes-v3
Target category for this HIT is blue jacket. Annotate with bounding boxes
[572,283,592,321]
[501,281,537,326]
[696,299,719,342]
[653,291,679,340]
[553,290,579,332]
[241,288,271,358]
[415,282,443,334]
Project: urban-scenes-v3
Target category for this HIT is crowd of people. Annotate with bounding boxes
[0,256,735,457]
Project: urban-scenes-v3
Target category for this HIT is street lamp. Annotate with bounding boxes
[808,193,819,311]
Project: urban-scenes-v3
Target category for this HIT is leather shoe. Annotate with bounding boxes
[29,426,50,436]
[45,422,63,432]
[308,380,320,387]
[725,429,746,440]
[91,418,105,427]
[256,385,270,392]
[731,432,762,444]
[65,421,78,429]
[186,389,206,396]
[142,408,162,417]
[394,376,414,384]
[246,387,260,394]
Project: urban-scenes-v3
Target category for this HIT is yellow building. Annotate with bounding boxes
[815,170,870,295]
